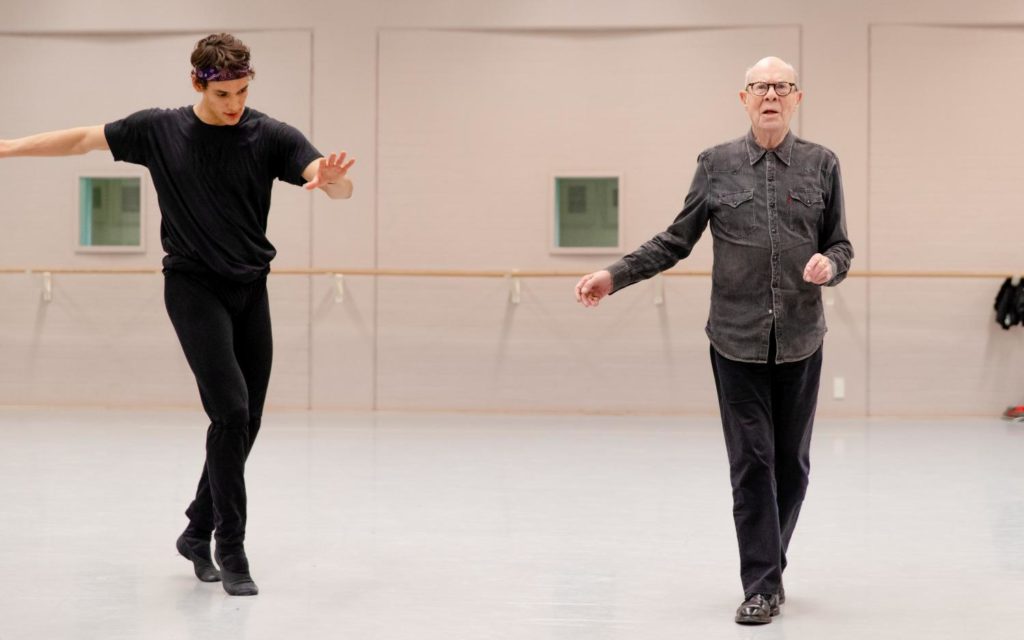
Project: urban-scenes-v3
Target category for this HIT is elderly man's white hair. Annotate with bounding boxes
[744,57,799,86]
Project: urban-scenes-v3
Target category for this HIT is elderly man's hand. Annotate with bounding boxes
[575,270,613,307]
[802,253,833,285]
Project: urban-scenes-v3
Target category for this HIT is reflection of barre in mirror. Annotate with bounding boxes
[575,56,853,626]
[0,33,355,597]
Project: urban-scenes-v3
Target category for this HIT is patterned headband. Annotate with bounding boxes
[193,65,253,82]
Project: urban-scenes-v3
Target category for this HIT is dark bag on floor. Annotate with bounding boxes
[994,277,1018,329]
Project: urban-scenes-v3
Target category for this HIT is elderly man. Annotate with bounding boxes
[575,56,852,625]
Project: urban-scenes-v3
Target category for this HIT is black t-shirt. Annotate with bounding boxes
[105,106,322,282]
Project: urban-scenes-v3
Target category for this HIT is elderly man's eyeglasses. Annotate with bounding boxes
[745,82,798,97]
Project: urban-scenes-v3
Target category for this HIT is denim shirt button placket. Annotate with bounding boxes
[766,152,782,355]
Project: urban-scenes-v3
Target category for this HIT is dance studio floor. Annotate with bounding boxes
[0,407,1021,640]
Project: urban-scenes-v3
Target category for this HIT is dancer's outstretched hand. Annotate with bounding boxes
[304,152,355,190]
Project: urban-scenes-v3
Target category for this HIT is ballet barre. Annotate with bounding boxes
[1,267,1018,306]
[1,267,1018,277]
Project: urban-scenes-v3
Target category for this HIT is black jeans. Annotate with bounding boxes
[164,270,272,551]
[709,330,822,597]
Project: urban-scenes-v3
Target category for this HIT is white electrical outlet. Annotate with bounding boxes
[833,376,845,400]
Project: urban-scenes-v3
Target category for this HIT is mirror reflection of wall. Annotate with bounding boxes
[78,177,143,251]
[554,176,619,251]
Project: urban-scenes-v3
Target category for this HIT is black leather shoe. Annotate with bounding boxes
[779,583,786,605]
[214,547,259,596]
[176,534,221,582]
[735,593,780,625]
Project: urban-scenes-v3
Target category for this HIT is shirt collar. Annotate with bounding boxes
[745,129,795,166]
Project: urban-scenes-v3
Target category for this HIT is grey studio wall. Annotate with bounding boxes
[2,0,1024,416]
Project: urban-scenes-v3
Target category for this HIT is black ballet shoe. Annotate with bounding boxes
[176,534,221,583]
[215,547,259,596]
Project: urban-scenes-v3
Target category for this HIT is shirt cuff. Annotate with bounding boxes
[823,256,841,286]
[606,262,633,294]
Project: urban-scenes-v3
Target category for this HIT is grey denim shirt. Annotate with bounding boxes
[606,129,853,364]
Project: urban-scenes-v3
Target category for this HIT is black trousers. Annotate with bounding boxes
[164,270,272,550]
[709,331,822,597]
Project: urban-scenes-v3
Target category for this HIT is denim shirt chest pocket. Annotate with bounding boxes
[788,188,824,218]
[713,188,756,237]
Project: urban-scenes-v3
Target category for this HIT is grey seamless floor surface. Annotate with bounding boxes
[0,408,1020,639]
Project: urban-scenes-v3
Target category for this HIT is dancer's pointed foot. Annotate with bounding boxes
[176,534,221,583]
